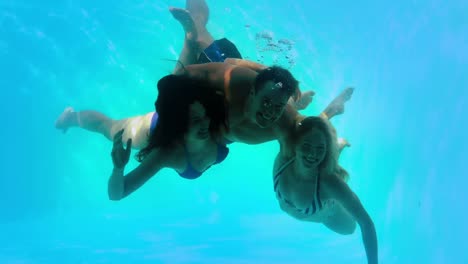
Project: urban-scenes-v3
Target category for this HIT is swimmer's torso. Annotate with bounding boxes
[273,155,339,222]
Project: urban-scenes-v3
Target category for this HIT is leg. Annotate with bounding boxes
[186,0,214,48]
[170,0,215,73]
[320,87,354,120]
[322,204,357,235]
[55,108,154,149]
[109,112,154,149]
[170,7,199,73]
[55,107,114,139]
[186,0,209,26]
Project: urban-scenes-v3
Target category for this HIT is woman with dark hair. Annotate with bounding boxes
[272,91,378,264]
[55,74,229,200]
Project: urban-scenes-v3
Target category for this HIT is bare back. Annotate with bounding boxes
[182,62,300,145]
[182,62,254,124]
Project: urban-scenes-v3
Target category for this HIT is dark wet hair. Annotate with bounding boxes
[136,74,228,162]
[254,66,300,101]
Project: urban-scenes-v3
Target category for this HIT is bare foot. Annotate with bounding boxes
[323,87,354,119]
[55,107,75,133]
[169,7,197,42]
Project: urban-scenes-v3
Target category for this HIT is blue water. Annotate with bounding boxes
[1,0,467,263]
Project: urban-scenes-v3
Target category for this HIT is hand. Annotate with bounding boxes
[111,129,132,169]
[294,90,315,110]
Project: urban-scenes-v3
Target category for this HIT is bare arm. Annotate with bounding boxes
[224,58,267,73]
[108,149,165,200]
[108,130,169,200]
[326,175,378,264]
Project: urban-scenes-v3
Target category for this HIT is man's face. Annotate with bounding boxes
[250,81,290,128]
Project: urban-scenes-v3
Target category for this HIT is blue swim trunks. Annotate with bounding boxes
[149,112,158,134]
[197,38,242,63]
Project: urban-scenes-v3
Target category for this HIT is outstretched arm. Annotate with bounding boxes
[327,175,378,264]
[108,130,165,200]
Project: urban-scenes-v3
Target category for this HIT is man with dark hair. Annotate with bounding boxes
[175,60,343,145]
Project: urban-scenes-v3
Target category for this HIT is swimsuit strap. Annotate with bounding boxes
[274,157,296,179]
[273,158,296,192]
[315,172,323,209]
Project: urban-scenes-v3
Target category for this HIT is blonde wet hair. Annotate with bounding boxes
[294,116,349,181]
